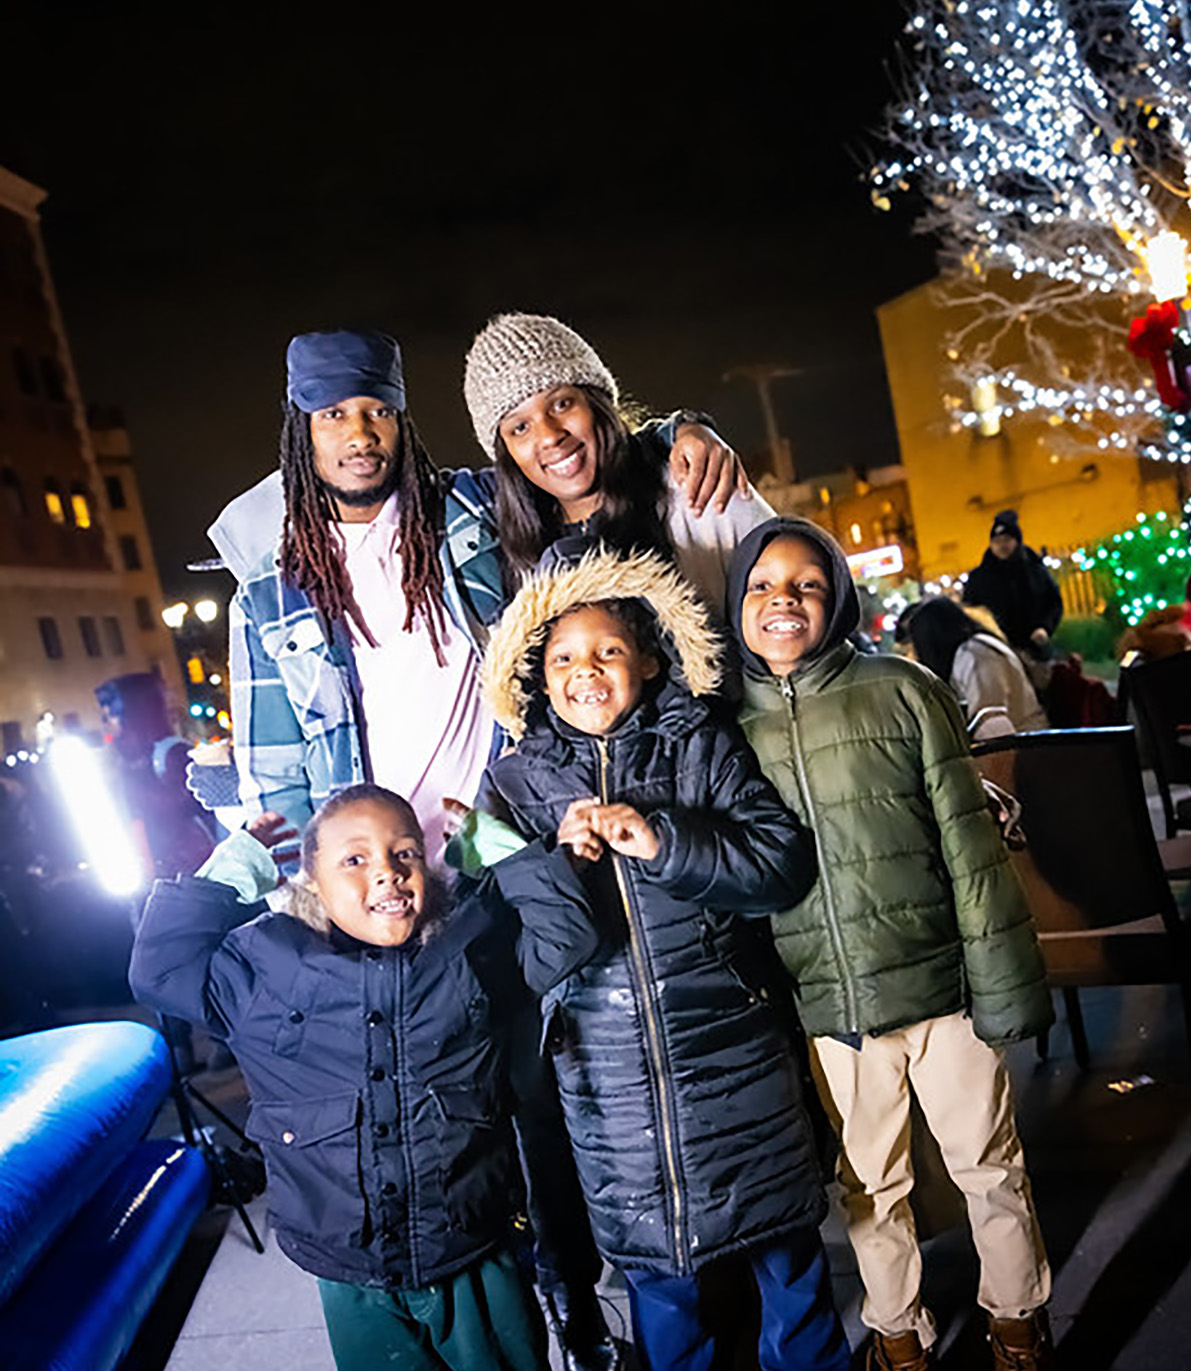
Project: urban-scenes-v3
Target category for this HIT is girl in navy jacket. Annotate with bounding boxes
[131,783,594,1371]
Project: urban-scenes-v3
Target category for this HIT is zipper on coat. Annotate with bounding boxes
[393,954,422,1288]
[779,675,858,1032]
[597,738,688,1273]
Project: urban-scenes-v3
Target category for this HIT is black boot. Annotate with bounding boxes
[544,1286,620,1371]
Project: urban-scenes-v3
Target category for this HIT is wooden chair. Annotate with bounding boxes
[1121,652,1191,838]
[971,726,1191,1069]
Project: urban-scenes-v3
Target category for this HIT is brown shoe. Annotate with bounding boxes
[866,1330,933,1371]
[988,1311,1054,1370]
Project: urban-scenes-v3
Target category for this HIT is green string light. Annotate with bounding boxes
[1077,506,1191,625]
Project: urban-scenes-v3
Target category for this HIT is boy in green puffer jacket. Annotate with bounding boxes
[727,518,1054,1371]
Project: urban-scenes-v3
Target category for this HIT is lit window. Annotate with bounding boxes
[71,491,91,528]
[44,481,65,524]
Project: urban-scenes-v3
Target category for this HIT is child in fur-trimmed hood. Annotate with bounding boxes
[479,545,850,1371]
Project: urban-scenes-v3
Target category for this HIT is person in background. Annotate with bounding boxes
[896,597,1049,740]
[730,517,1054,1371]
[1118,570,1191,663]
[963,510,1063,658]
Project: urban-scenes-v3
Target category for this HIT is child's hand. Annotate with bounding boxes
[442,797,470,842]
[588,804,660,862]
[558,798,604,862]
[246,811,299,852]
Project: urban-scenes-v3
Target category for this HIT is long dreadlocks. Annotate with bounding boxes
[278,402,449,666]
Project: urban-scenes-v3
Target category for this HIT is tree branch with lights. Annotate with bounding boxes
[872,0,1191,464]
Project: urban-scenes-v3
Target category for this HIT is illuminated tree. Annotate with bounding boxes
[1072,507,1191,622]
[871,0,1191,465]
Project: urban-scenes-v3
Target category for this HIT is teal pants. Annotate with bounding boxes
[317,1247,550,1370]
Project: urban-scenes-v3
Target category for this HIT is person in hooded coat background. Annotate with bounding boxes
[962,510,1064,658]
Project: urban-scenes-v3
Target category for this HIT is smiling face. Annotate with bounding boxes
[543,604,659,736]
[740,535,832,676]
[497,385,604,524]
[309,395,402,522]
[307,798,427,947]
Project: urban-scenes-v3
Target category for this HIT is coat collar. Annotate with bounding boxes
[741,640,856,709]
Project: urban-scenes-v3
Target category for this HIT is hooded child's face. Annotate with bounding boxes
[740,535,832,676]
[544,604,659,736]
[307,798,427,947]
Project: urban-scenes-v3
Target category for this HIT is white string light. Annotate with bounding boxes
[874,0,1191,459]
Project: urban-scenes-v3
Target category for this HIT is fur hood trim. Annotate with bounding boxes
[481,547,722,739]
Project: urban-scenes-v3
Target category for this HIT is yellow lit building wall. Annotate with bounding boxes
[877,275,1182,582]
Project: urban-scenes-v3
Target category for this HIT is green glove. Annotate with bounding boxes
[445,809,528,878]
[197,828,280,903]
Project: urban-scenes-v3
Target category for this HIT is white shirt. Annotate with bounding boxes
[336,495,493,864]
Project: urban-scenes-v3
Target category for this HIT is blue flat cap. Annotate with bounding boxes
[286,330,406,413]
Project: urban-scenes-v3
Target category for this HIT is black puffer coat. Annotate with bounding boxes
[480,548,827,1277]
[963,544,1064,649]
[130,870,592,1289]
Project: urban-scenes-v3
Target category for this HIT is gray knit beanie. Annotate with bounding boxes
[463,313,618,457]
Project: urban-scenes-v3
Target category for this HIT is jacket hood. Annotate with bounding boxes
[481,547,721,740]
[208,470,285,583]
[727,517,861,679]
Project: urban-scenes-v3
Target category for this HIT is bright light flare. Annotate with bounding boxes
[50,736,145,897]
[194,599,219,623]
[1142,230,1189,304]
[161,603,188,629]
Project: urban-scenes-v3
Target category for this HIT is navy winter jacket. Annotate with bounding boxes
[130,870,594,1290]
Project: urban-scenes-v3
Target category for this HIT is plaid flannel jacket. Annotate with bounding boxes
[228,467,505,834]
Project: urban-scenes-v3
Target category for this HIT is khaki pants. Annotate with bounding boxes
[810,1012,1050,1348]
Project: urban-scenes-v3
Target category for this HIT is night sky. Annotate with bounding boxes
[0,7,937,598]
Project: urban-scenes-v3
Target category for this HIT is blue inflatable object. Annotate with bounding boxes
[0,1021,173,1306]
[0,1139,211,1371]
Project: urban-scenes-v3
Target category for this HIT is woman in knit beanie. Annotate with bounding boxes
[463,313,772,612]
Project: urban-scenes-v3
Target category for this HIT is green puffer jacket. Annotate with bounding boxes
[738,639,1053,1046]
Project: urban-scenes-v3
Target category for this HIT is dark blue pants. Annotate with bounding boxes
[624,1229,850,1371]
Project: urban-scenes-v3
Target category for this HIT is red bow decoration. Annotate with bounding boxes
[1127,299,1191,410]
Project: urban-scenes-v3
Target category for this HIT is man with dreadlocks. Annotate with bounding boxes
[208,329,743,1371]
[215,330,497,864]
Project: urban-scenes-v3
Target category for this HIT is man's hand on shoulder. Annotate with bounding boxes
[669,422,751,517]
